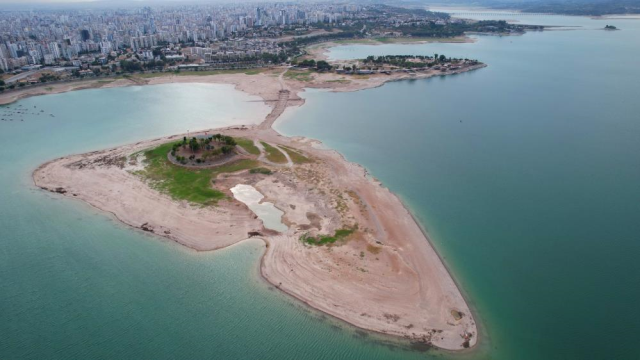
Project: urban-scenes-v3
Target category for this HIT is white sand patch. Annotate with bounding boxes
[124,153,146,172]
[230,184,287,232]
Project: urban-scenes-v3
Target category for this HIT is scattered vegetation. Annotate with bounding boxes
[284,69,314,82]
[301,228,355,246]
[280,145,311,164]
[137,68,262,79]
[249,167,273,175]
[235,137,260,155]
[261,141,287,164]
[451,310,464,321]
[366,244,381,254]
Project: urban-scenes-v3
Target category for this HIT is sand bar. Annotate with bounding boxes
[31,62,483,350]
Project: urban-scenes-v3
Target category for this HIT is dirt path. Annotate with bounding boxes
[257,89,290,130]
[273,144,294,167]
[254,139,291,167]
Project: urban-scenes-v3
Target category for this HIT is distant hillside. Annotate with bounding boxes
[499,0,640,15]
[407,0,640,16]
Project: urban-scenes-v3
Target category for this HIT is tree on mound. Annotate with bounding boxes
[222,145,235,154]
[188,137,200,153]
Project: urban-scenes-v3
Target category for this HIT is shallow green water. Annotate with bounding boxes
[276,13,640,360]
[0,84,450,359]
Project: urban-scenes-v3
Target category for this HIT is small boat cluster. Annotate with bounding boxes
[0,104,55,122]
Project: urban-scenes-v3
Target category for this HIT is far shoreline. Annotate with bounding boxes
[0,36,480,106]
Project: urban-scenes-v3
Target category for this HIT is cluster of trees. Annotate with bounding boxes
[393,20,535,38]
[259,51,288,64]
[210,133,237,146]
[171,134,237,164]
[188,137,201,152]
[118,56,172,73]
[119,60,144,72]
[297,59,316,67]
[363,54,459,68]
[294,59,332,71]
[0,82,17,91]
[39,73,60,83]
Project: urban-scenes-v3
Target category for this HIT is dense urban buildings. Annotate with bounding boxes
[0,3,454,80]
[0,3,360,72]
[0,2,533,87]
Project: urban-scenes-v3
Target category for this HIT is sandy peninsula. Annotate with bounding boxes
[303,36,475,61]
[30,62,483,350]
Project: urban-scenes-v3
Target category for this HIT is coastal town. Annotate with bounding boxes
[0,2,539,91]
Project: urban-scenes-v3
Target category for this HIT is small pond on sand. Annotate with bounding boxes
[230,184,287,232]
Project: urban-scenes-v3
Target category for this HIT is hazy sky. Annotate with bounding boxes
[0,0,278,4]
[0,0,264,2]
[0,0,247,5]
[0,0,99,2]
[0,0,208,4]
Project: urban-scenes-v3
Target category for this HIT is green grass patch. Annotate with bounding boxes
[280,145,311,164]
[301,228,355,246]
[210,159,260,176]
[236,138,260,155]
[284,70,314,82]
[326,79,350,83]
[249,167,273,175]
[140,142,258,206]
[261,142,287,164]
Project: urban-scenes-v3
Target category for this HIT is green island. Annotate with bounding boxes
[137,135,310,206]
[140,137,260,205]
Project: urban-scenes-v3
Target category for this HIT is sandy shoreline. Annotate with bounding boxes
[29,61,484,350]
[302,36,475,61]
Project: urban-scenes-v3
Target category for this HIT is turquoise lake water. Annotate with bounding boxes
[276,12,640,360]
[0,84,442,360]
[1,11,640,360]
